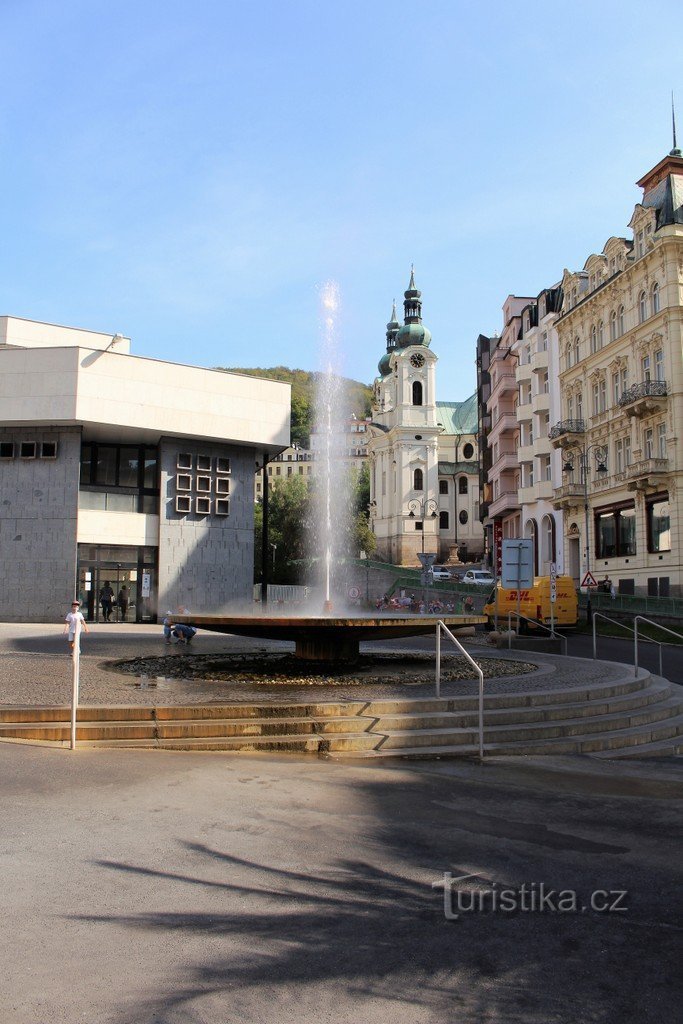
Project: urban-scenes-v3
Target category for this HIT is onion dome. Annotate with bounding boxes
[396,267,432,348]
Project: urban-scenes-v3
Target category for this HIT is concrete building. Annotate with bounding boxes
[368,274,484,566]
[0,316,290,622]
[550,146,683,595]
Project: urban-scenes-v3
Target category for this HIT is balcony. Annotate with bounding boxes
[515,361,532,384]
[625,457,670,490]
[549,419,586,448]
[530,347,549,373]
[618,381,668,418]
[552,482,584,509]
[516,400,533,423]
[489,450,519,475]
[517,443,534,463]
[488,490,521,517]
[489,371,517,402]
[532,391,550,415]
[487,412,518,445]
[518,480,553,505]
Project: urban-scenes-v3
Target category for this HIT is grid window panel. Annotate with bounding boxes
[196,475,212,493]
[215,477,230,496]
[215,499,230,516]
[216,457,231,474]
[175,495,191,514]
[196,454,212,472]
[177,453,193,470]
[176,474,192,491]
[196,496,211,515]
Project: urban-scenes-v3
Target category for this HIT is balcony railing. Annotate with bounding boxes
[549,419,586,440]
[618,381,668,407]
[553,482,584,502]
[626,457,669,481]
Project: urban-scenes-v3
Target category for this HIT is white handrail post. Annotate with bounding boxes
[634,616,639,678]
[508,612,512,649]
[435,621,441,698]
[70,615,81,750]
[592,613,597,660]
[437,621,485,761]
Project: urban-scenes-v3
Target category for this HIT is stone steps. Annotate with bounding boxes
[1,667,682,758]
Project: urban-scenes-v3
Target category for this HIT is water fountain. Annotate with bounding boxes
[174,282,484,662]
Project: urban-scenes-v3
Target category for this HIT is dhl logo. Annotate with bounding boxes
[506,591,531,600]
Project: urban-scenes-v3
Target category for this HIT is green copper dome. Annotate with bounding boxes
[378,352,392,377]
[396,322,432,348]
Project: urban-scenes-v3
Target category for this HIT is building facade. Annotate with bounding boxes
[0,317,290,622]
[550,149,683,595]
[368,274,484,566]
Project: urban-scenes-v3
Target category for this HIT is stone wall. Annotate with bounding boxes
[157,439,256,614]
[0,426,81,622]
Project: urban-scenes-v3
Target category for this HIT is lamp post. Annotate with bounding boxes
[562,442,608,624]
[408,497,438,555]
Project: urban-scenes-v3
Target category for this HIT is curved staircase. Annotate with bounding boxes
[1,667,682,758]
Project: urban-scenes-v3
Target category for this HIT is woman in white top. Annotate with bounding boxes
[63,600,89,651]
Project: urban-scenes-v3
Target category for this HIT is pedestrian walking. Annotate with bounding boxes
[63,600,89,653]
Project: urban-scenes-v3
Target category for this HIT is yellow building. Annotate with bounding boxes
[551,147,683,596]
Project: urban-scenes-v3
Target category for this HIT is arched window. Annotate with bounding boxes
[565,343,572,370]
[412,381,423,406]
[542,515,556,569]
[597,320,604,348]
[439,510,449,531]
[458,476,468,494]
[573,337,580,364]
[590,325,597,353]
[525,519,539,576]
[639,290,647,323]
[610,310,617,342]
[413,468,423,491]
[651,281,660,314]
[618,305,625,336]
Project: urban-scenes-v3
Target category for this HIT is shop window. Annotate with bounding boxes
[595,504,636,558]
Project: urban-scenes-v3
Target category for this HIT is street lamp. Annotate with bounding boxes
[408,497,438,555]
[562,442,608,624]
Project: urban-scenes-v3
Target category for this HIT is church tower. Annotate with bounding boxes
[369,271,442,564]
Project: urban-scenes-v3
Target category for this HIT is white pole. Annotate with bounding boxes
[70,615,81,750]
[435,622,441,698]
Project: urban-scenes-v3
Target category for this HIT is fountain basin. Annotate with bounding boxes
[171,614,486,663]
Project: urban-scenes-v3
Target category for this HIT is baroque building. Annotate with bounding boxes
[368,273,484,565]
[550,146,683,595]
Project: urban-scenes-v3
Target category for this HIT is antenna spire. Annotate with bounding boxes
[671,92,682,157]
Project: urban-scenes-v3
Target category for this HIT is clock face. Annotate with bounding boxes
[410,352,425,368]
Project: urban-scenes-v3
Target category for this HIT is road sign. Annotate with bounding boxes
[348,586,360,600]
[581,571,598,588]
[550,562,557,603]
[501,539,534,589]
[417,553,436,568]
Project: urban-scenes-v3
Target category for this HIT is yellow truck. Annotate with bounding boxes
[482,576,578,631]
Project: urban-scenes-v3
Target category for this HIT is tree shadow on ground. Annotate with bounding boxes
[75,765,680,1024]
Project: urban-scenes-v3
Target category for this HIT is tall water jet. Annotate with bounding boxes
[315,281,349,612]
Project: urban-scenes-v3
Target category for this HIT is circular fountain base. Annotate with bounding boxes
[171,614,486,664]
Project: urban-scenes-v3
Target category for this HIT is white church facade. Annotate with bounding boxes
[368,273,485,566]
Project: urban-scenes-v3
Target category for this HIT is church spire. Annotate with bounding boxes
[403,266,422,324]
[385,299,400,351]
[671,92,681,157]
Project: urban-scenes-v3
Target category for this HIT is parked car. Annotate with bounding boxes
[461,569,496,586]
[431,568,453,581]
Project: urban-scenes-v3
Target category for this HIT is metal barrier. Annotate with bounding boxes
[591,612,657,677]
[435,620,484,761]
[634,615,683,679]
[506,612,568,656]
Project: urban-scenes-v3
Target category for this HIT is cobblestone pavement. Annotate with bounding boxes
[0,623,632,708]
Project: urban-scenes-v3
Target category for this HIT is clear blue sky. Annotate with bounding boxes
[1,0,680,400]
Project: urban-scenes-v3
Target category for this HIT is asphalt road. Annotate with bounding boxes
[1,744,681,1024]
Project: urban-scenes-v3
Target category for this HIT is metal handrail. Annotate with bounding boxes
[591,612,662,678]
[635,616,683,679]
[435,620,484,761]
[506,611,568,656]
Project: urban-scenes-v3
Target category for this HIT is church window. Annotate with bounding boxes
[413,468,423,491]
[459,477,468,495]
[459,510,469,525]
[462,443,474,459]
[439,510,449,530]
[439,480,448,495]
[412,381,423,406]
